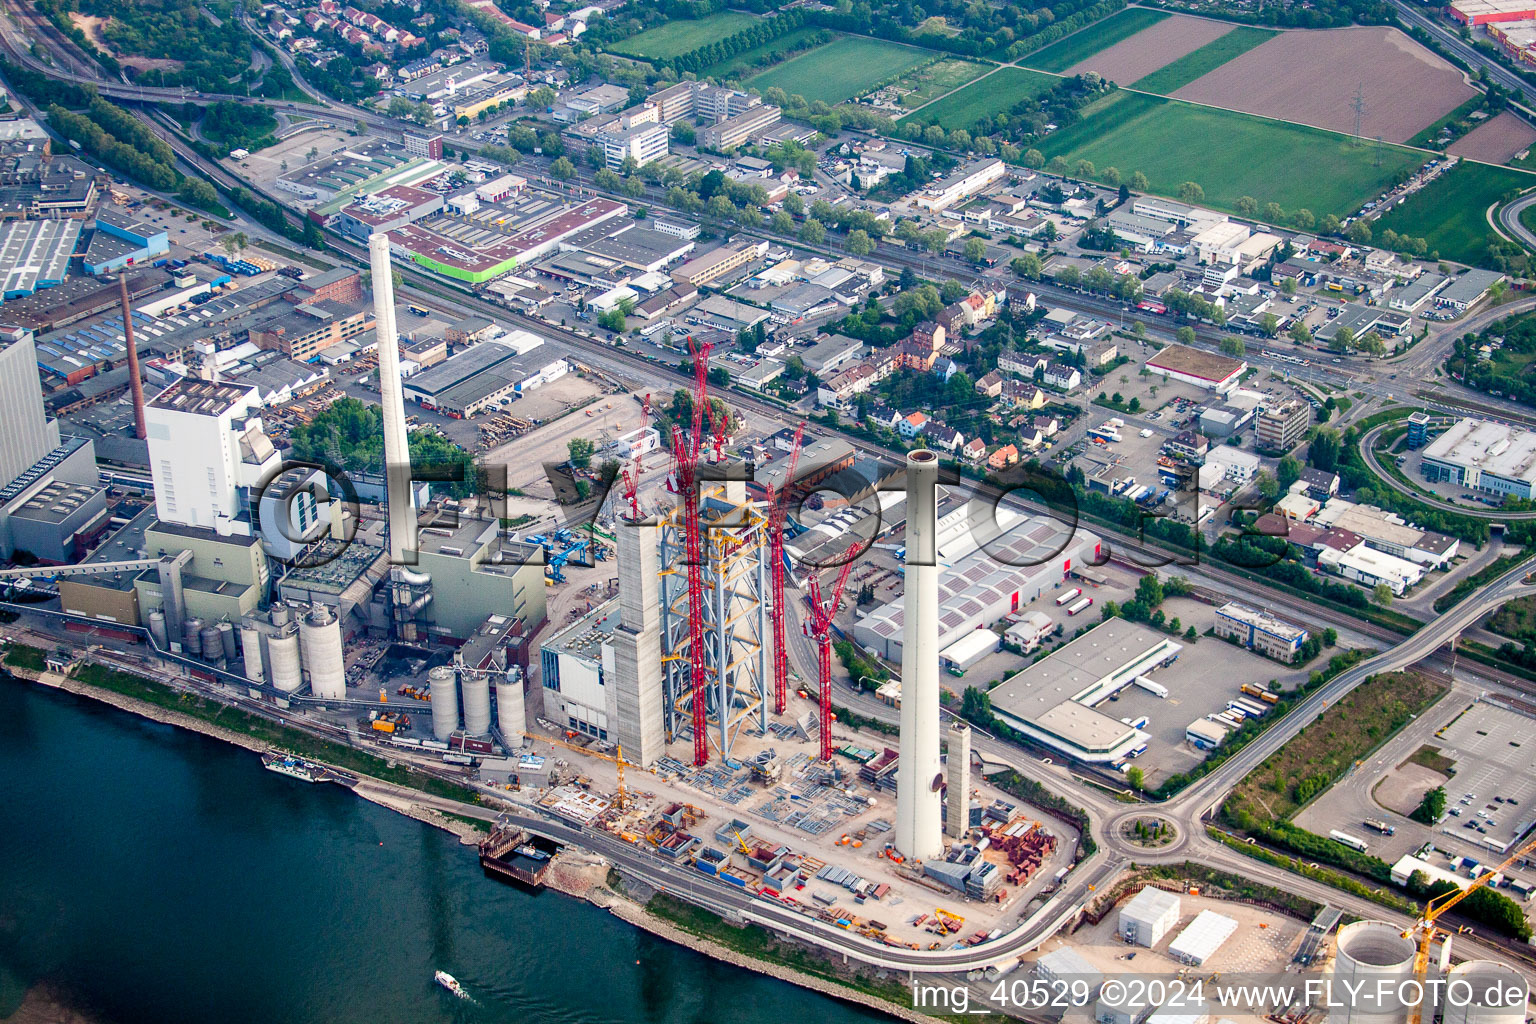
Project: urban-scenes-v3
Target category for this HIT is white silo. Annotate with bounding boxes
[1443,960,1526,1024]
[462,670,491,737]
[268,628,303,692]
[496,667,525,748]
[147,609,169,650]
[299,604,346,700]
[428,665,459,741]
[269,602,293,627]
[240,623,265,682]
[1331,921,1418,1024]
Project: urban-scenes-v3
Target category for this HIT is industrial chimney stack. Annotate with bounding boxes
[895,449,944,861]
[118,273,146,441]
[368,232,417,563]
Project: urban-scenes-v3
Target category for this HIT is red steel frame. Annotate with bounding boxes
[805,544,857,762]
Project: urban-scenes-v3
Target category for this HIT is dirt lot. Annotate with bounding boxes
[1374,761,1446,816]
[1448,111,1536,164]
[1066,14,1235,84]
[1172,26,1476,144]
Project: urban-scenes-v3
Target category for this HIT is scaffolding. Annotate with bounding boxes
[658,484,769,763]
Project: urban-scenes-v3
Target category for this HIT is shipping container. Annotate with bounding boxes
[1066,597,1093,616]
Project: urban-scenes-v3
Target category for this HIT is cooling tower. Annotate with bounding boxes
[428,664,459,741]
[1443,961,1526,1024]
[299,604,345,700]
[895,449,943,862]
[1331,921,1417,1024]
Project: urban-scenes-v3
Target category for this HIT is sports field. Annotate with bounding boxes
[1374,161,1536,266]
[747,36,936,105]
[904,66,1056,129]
[1131,26,1276,93]
[1021,7,1169,73]
[607,13,760,60]
[700,26,826,79]
[1036,91,1427,217]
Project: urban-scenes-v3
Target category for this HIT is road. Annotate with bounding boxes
[1499,191,1536,249]
[1388,0,1536,111]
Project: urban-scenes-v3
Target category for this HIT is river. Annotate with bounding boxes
[0,678,892,1024]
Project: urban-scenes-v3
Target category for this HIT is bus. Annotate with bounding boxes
[1329,830,1369,853]
[1055,588,1083,607]
[408,304,431,317]
[1066,597,1093,616]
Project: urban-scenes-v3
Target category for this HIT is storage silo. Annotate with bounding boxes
[182,617,204,657]
[496,667,525,748]
[217,621,237,662]
[462,670,491,737]
[269,602,292,627]
[1443,960,1525,1024]
[299,604,345,700]
[147,609,169,650]
[1331,921,1417,1024]
[240,623,265,682]
[428,665,459,741]
[199,625,224,663]
[268,628,302,692]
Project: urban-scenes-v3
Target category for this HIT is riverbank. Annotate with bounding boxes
[2,656,948,1024]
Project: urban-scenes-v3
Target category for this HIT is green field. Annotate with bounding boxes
[607,13,760,60]
[1021,7,1170,72]
[905,66,1056,129]
[747,36,936,105]
[1036,91,1427,217]
[1130,26,1277,93]
[1375,161,1536,266]
[701,25,825,79]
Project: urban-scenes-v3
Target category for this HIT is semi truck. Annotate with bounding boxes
[1364,819,1397,836]
[1056,588,1083,606]
[1329,830,1369,853]
[1241,683,1281,704]
[1066,597,1093,616]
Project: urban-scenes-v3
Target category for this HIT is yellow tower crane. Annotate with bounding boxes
[1403,832,1536,1024]
[540,735,628,811]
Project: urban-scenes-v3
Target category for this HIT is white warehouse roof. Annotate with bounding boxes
[1121,886,1181,925]
[1168,909,1237,965]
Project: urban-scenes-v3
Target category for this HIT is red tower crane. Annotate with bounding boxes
[671,339,713,767]
[804,543,858,762]
[766,422,805,715]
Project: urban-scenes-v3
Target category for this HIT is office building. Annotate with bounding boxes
[1213,602,1308,661]
[1256,398,1311,451]
[596,121,668,170]
[1420,417,1536,501]
[698,104,781,150]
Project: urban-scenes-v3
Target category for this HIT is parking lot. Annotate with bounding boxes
[1432,701,1536,853]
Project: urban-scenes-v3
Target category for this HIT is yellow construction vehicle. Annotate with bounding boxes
[733,830,752,856]
[1403,833,1536,1024]
[539,735,629,811]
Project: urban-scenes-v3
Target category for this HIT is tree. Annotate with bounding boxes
[1176,326,1196,346]
[1023,148,1044,168]
[1236,196,1258,216]
[847,228,874,256]
[800,218,825,245]
[1347,219,1372,245]
[1220,336,1246,358]
[1126,766,1145,790]
[963,237,987,264]
[1178,181,1204,203]
[1373,582,1394,607]
[1309,428,1341,472]
[1289,320,1312,346]
[1256,470,1280,500]
[549,156,575,180]
[1130,171,1149,192]
[1277,455,1301,489]
[1281,277,1297,298]
[567,437,596,468]
[1412,785,1447,824]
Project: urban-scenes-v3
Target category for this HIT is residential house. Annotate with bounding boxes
[974,370,1003,398]
[1043,362,1081,392]
[864,402,901,431]
[899,411,929,438]
[932,355,958,382]
[927,423,963,452]
[1031,415,1060,437]
[998,349,1048,378]
[1165,429,1209,463]
[987,444,1020,470]
[1000,380,1046,410]
[962,437,987,461]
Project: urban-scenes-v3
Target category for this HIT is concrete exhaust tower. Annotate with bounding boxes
[368,232,417,564]
[895,449,943,861]
[945,719,971,840]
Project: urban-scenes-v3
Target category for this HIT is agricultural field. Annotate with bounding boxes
[606,13,761,60]
[1020,6,1168,73]
[1064,13,1234,85]
[700,25,827,80]
[1448,112,1536,165]
[1171,26,1475,144]
[1375,160,1536,266]
[1131,26,1277,94]
[903,66,1056,130]
[1036,91,1427,217]
[748,36,940,105]
[880,57,993,109]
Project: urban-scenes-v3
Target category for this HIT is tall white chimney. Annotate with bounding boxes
[895,448,944,861]
[368,232,417,564]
